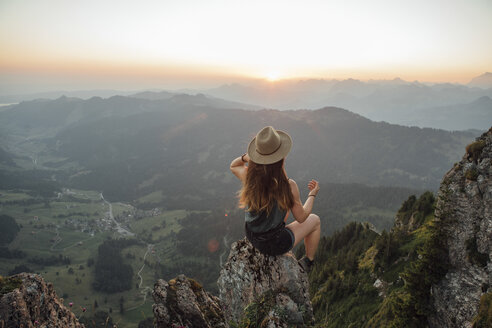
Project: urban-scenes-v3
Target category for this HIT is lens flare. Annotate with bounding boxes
[207,239,219,253]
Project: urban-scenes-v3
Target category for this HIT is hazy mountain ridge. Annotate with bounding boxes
[0,95,479,205]
[468,72,492,89]
[2,74,491,132]
[201,76,492,131]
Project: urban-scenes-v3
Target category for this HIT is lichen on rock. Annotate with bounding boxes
[152,238,314,328]
[152,274,226,328]
[217,237,314,327]
[430,127,492,328]
[0,273,84,328]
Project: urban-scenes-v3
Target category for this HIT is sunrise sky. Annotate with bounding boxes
[1,0,491,94]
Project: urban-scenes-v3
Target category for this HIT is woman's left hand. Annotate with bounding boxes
[308,179,320,195]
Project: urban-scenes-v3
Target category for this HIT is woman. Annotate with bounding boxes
[230,126,321,272]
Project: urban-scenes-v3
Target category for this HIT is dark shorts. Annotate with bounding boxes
[245,222,295,256]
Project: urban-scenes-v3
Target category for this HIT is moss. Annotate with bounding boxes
[187,277,203,292]
[465,168,479,181]
[0,275,23,296]
[359,245,378,271]
[233,289,289,328]
[473,292,492,328]
[466,140,486,162]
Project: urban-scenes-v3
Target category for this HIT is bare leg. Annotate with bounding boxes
[286,214,321,261]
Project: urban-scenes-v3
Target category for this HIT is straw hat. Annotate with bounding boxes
[247,126,292,164]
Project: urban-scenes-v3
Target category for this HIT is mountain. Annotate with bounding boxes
[299,127,492,327]
[152,126,491,328]
[0,89,140,104]
[131,91,261,110]
[397,96,492,131]
[1,111,489,328]
[202,78,492,130]
[468,72,492,89]
[0,94,479,203]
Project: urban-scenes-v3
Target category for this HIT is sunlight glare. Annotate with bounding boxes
[265,72,281,82]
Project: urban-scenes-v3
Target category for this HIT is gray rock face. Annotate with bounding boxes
[0,273,84,328]
[430,128,492,328]
[217,238,314,327]
[152,274,226,328]
[152,238,314,328]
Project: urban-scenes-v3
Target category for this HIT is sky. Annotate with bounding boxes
[1,0,491,94]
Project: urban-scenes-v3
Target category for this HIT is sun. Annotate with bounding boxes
[265,72,281,82]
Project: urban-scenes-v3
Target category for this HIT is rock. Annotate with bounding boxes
[217,237,314,327]
[0,273,84,328]
[429,128,492,328]
[152,274,226,328]
[152,238,314,328]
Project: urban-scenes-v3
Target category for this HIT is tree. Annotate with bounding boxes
[0,215,20,245]
[119,296,125,314]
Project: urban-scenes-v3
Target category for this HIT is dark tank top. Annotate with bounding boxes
[245,200,287,233]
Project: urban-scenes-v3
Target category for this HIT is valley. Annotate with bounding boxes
[0,188,190,327]
[0,93,485,327]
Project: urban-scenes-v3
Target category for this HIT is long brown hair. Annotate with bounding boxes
[238,158,294,215]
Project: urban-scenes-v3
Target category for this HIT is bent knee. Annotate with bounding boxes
[308,214,320,228]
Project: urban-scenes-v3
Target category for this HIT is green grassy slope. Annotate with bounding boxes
[302,191,450,328]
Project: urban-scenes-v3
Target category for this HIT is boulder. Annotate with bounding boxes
[152,274,226,328]
[217,238,314,327]
[0,273,84,328]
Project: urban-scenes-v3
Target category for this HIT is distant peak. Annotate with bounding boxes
[468,72,492,88]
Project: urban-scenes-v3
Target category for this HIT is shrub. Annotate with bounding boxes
[0,276,23,296]
[466,140,486,162]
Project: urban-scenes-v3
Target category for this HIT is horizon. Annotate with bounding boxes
[1,74,491,99]
[1,0,491,94]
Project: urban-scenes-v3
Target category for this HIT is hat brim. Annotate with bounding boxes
[247,130,292,165]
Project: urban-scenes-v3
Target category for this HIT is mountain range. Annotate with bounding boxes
[1,73,491,132]
[0,93,480,204]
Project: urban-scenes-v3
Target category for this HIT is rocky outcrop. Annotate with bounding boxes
[0,273,84,328]
[429,128,492,328]
[217,238,314,327]
[152,274,226,328]
[153,238,314,328]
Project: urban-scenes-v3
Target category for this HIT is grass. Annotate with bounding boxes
[136,191,165,205]
[129,210,186,243]
[0,190,34,202]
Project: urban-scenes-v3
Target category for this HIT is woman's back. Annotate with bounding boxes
[245,199,287,233]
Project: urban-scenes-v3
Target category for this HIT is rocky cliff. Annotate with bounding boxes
[430,128,492,328]
[217,238,313,326]
[153,238,313,327]
[0,273,84,328]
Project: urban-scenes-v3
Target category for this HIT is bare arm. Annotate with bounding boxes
[230,153,249,183]
[289,179,320,223]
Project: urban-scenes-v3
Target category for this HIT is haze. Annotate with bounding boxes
[1,0,491,94]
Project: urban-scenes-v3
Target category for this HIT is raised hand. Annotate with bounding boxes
[308,179,320,195]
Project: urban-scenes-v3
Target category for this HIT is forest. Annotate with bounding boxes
[93,239,140,293]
